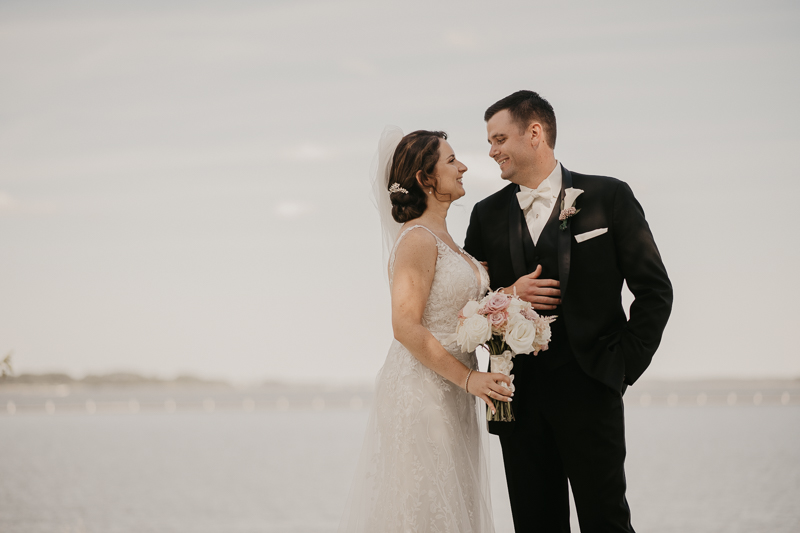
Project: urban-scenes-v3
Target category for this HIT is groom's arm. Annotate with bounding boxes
[605,182,673,385]
[465,201,561,309]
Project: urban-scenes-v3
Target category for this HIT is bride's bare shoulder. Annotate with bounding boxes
[396,225,437,250]
[393,225,439,267]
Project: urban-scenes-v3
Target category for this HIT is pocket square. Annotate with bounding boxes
[574,228,608,243]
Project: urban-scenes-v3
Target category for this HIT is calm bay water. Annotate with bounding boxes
[1,400,798,532]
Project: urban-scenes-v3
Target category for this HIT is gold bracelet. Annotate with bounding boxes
[464,368,474,394]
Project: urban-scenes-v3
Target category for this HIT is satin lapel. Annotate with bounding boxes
[507,185,527,281]
[558,166,573,298]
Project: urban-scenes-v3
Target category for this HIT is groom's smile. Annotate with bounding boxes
[486,109,528,182]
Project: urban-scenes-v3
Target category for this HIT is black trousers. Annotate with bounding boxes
[499,357,635,533]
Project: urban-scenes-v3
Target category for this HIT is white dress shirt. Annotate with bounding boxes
[518,161,562,245]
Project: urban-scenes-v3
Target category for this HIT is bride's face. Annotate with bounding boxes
[431,140,468,201]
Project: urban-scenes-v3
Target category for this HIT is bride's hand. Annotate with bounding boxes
[467,371,513,414]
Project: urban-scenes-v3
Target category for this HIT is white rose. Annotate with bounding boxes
[504,315,537,354]
[457,314,492,353]
[461,300,481,319]
[506,297,525,317]
[563,187,584,210]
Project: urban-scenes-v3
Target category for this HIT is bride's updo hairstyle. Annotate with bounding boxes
[388,130,447,223]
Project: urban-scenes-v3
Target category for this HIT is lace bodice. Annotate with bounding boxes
[389,225,490,342]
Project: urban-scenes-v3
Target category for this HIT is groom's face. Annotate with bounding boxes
[486,109,534,183]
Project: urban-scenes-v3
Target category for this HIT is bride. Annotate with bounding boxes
[339,128,512,533]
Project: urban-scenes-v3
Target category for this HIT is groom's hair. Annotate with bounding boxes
[484,90,557,149]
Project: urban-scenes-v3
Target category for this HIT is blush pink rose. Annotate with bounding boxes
[488,311,508,329]
[482,292,511,314]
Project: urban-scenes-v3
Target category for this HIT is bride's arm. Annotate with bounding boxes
[391,229,512,411]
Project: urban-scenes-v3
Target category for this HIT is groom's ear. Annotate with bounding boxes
[528,122,545,148]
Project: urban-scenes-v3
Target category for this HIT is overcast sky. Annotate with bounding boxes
[1,0,799,383]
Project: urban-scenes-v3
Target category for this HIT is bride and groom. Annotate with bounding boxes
[339,90,673,532]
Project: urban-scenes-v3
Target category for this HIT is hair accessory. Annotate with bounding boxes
[389,183,408,194]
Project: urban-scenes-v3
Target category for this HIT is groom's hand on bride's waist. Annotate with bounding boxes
[503,265,561,310]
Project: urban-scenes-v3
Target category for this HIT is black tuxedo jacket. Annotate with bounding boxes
[464,165,673,391]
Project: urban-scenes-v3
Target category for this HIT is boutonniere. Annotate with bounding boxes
[559,188,584,230]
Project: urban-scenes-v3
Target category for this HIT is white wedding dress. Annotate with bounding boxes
[339,225,494,533]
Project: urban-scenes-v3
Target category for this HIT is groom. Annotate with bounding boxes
[464,91,673,532]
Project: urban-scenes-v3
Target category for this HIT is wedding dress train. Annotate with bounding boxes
[339,225,494,533]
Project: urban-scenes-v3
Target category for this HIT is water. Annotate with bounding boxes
[1,401,798,532]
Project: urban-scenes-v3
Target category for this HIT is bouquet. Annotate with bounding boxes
[450,290,555,423]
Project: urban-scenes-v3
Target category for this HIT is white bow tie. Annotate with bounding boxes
[517,185,553,211]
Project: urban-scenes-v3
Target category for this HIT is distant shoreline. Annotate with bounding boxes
[0,372,372,392]
[0,372,231,387]
[2,373,798,415]
[1,372,798,391]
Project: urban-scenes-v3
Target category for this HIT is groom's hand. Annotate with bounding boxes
[506,265,561,310]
